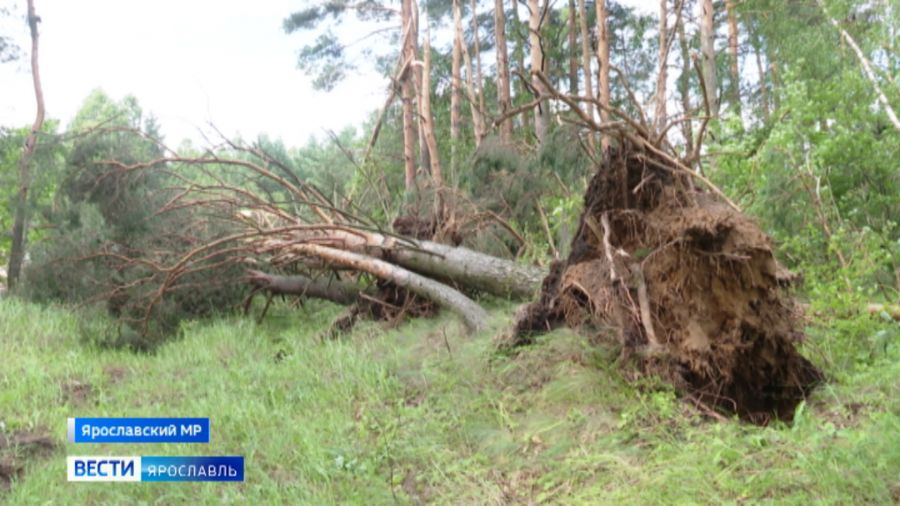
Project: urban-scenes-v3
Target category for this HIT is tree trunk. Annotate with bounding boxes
[750,24,770,122]
[245,270,371,305]
[419,14,443,187]
[450,7,462,179]
[655,0,668,134]
[7,0,45,290]
[494,0,514,143]
[471,0,487,124]
[699,0,718,116]
[677,8,694,156]
[401,0,418,193]
[454,0,486,146]
[595,0,610,153]
[567,0,578,95]
[577,0,595,150]
[529,0,549,144]
[294,243,490,332]
[276,227,546,299]
[511,0,532,130]
[726,0,741,118]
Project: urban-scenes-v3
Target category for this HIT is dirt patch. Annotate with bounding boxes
[61,379,95,406]
[505,135,822,424]
[103,365,128,384]
[0,430,57,491]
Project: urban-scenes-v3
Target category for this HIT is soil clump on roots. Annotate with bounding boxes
[507,136,822,424]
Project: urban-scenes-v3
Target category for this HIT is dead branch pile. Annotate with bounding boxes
[505,134,822,424]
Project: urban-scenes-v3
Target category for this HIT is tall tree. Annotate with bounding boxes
[529,0,549,144]
[494,0,514,143]
[418,11,443,186]
[577,0,595,148]
[699,0,718,116]
[401,0,418,193]
[676,5,694,155]
[655,0,669,133]
[567,0,578,95]
[7,0,45,289]
[726,0,741,117]
[595,0,610,152]
[450,2,462,176]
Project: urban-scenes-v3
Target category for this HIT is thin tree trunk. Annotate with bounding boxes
[655,0,669,134]
[699,0,718,116]
[7,0,45,290]
[726,0,741,117]
[471,0,487,123]
[401,0,418,193]
[454,0,486,146]
[595,0,610,153]
[511,0,532,130]
[245,270,372,305]
[450,9,462,179]
[751,26,770,122]
[529,0,548,144]
[577,0,595,149]
[419,15,443,187]
[817,0,900,130]
[294,243,489,332]
[494,0,514,143]
[677,8,694,156]
[568,0,578,95]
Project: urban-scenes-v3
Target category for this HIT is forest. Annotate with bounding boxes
[0,0,898,503]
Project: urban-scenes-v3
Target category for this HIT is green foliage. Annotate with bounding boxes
[22,91,246,349]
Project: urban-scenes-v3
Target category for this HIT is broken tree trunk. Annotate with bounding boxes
[292,243,489,332]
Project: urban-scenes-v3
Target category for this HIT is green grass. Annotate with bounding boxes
[0,296,897,504]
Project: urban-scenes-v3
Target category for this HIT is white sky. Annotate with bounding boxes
[0,0,655,147]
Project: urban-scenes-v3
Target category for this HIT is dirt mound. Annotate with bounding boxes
[0,430,57,490]
[507,136,822,424]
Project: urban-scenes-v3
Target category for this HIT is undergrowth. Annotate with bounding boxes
[0,296,896,504]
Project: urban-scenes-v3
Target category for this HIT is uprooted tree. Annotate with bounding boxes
[27,68,822,423]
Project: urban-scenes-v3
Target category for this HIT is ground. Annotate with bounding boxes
[0,297,897,504]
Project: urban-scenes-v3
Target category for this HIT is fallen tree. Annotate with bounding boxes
[502,74,823,424]
[63,134,544,337]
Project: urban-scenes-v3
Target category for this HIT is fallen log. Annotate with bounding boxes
[244,270,370,305]
[292,243,490,333]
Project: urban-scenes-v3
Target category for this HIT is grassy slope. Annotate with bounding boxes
[0,297,897,504]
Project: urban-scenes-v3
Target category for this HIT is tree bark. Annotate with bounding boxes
[726,0,741,117]
[419,14,443,187]
[270,227,546,299]
[699,0,719,116]
[450,7,462,179]
[655,0,669,134]
[577,0,595,149]
[401,0,418,193]
[245,270,371,305]
[7,0,45,290]
[294,243,490,332]
[595,0,610,153]
[494,0,514,143]
[529,0,549,144]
